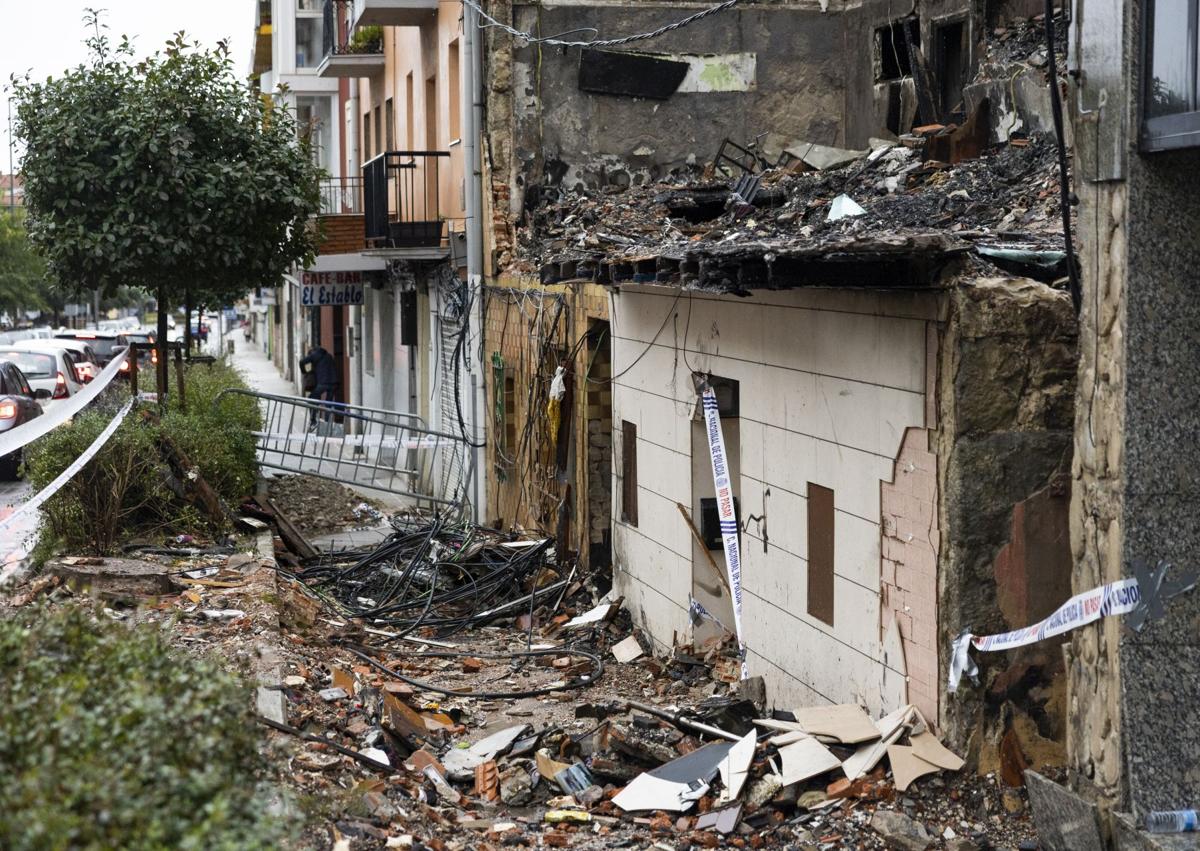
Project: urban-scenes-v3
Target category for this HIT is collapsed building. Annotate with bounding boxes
[479,1,1079,764]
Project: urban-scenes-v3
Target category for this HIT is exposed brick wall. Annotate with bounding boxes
[483,276,610,567]
[880,426,940,724]
[318,215,365,255]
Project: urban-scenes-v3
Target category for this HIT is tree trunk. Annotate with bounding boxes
[156,286,169,404]
[183,288,193,356]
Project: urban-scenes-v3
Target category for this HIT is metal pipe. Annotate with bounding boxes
[461,0,487,523]
[625,699,742,743]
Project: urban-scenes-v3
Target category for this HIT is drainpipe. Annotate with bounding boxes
[462,0,487,524]
[347,76,364,411]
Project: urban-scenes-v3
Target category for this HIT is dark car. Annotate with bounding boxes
[0,361,50,479]
[54,331,126,366]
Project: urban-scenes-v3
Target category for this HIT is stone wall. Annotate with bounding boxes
[936,278,1078,755]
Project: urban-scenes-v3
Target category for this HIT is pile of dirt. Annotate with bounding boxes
[266,474,384,537]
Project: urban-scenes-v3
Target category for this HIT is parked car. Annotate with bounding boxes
[0,345,83,408]
[0,361,50,479]
[55,331,126,366]
[26,339,101,383]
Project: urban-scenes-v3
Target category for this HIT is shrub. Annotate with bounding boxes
[24,359,262,552]
[0,605,285,850]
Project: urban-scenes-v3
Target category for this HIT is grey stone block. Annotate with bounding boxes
[1025,769,1105,851]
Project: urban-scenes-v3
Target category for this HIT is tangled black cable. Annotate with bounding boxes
[296,517,558,640]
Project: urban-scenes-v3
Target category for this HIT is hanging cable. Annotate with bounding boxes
[462,0,740,48]
[1043,2,1081,314]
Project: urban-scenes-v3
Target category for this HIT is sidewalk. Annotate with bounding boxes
[225,330,295,398]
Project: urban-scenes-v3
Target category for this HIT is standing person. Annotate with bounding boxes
[299,344,338,425]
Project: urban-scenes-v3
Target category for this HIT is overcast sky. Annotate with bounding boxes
[2,0,254,171]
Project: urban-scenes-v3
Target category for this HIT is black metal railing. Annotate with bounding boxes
[318,176,364,215]
[363,151,450,248]
[323,0,383,58]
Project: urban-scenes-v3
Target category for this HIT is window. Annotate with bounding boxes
[296,96,332,173]
[449,40,461,142]
[295,0,323,69]
[374,104,383,159]
[806,482,834,626]
[935,20,966,117]
[405,73,415,150]
[621,420,638,526]
[876,19,919,81]
[1142,0,1200,150]
[385,98,395,151]
[364,290,375,376]
[363,111,372,160]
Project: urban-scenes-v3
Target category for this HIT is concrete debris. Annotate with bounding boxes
[870,808,934,851]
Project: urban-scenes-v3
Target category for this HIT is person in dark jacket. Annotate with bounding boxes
[300,345,338,424]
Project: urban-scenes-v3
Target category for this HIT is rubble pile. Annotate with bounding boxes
[3,495,1044,849]
[267,474,386,538]
[515,133,1066,282]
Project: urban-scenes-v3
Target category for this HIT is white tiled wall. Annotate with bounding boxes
[611,285,937,715]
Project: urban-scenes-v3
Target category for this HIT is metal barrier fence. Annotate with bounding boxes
[214,388,473,515]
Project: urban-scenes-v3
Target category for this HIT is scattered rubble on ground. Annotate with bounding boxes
[2,501,1042,849]
[267,474,387,538]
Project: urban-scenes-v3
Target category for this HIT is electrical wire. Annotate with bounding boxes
[1043,2,1081,314]
[463,0,740,48]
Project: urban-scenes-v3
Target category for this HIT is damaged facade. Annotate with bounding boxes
[482,0,1080,762]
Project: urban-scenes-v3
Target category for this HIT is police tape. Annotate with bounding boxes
[0,398,136,538]
[0,347,129,460]
[699,382,748,681]
[948,563,1197,693]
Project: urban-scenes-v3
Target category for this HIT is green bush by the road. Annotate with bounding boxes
[25,360,261,552]
[0,605,284,850]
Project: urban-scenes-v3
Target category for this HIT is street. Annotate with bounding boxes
[0,477,36,584]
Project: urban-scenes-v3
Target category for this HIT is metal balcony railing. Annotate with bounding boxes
[363,151,450,248]
[323,0,382,58]
[318,176,364,215]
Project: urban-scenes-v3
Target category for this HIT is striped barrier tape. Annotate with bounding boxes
[948,560,1197,693]
[699,383,748,680]
[0,347,129,460]
[0,398,136,539]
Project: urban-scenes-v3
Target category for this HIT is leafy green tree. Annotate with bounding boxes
[11,13,321,395]
[0,211,51,323]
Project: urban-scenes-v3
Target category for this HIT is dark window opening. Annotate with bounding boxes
[935,20,966,118]
[621,420,638,526]
[877,19,920,81]
[700,497,740,550]
[807,482,835,626]
[701,374,740,418]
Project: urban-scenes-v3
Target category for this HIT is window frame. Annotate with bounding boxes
[1141,0,1200,152]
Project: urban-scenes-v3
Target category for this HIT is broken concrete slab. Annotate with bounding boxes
[1024,769,1105,851]
[49,557,184,597]
[716,730,756,804]
[886,744,941,792]
[778,736,842,786]
[789,704,881,744]
[784,141,868,171]
[612,634,644,663]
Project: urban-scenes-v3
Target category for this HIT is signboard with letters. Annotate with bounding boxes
[300,271,365,307]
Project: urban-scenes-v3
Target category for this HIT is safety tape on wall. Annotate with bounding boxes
[699,384,748,681]
[0,398,136,538]
[0,347,129,460]
[948,560,1198,693]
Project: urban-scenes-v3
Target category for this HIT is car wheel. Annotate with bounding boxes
[0,450,21,481]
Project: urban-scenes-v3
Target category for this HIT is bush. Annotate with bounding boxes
[0,606,284,849]
[24,359,262,552]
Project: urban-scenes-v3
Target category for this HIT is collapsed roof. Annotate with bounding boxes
[511,130,1069,295]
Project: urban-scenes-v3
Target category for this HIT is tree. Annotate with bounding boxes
[0,211,52,324]
[11,13,321,395]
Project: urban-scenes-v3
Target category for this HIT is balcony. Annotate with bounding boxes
[319,176,364,215]
[351,0,437,28]
[363,151,450,259]
[318,0,386,78]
